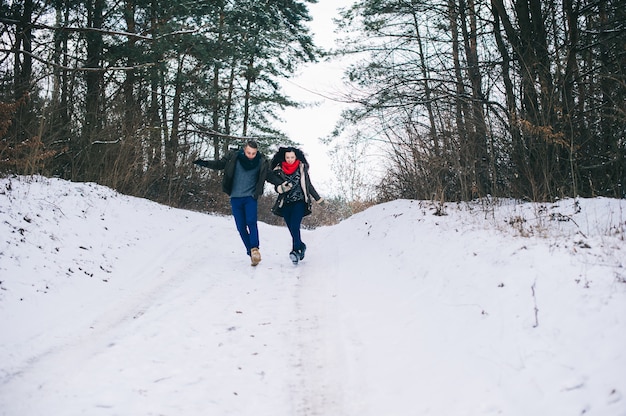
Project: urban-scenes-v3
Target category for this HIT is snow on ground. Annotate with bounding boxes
[0,175,625,416]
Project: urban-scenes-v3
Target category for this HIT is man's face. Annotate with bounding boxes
[244,145,258,160]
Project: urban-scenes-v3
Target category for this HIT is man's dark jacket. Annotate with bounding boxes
[194,150,278,199]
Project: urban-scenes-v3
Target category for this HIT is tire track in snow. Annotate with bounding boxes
[288,229,348,416]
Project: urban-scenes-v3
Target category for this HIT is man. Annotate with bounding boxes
[193,140,279,266]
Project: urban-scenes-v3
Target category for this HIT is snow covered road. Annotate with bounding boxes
[1,177,625,415]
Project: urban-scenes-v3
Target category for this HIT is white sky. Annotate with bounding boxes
[276,1,356,195]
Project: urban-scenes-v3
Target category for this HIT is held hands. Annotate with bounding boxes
[277,181,293,194]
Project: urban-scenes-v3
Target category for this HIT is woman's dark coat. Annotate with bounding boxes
[268,147,321,217]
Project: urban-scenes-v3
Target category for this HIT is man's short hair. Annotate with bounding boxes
[245,140,258,149]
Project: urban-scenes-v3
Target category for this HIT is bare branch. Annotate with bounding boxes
[0,17,202,41]
[183,126,265,142]
[531,281,539,328]
[0,48,160,72]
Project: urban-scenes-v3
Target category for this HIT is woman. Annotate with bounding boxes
[269,147,324,264]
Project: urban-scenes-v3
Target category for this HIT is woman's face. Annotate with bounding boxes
[285,151,297,165]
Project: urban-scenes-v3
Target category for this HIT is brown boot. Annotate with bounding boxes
[250,247,261,266]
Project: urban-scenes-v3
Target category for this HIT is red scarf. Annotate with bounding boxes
[281,159,300,175]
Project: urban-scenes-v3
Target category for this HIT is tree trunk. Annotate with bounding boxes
[491,0,523,195]
[166,55,183,177]
[562,0,581,195]
[148,1,162,169]
[12,0,33,145]
[459,0,490,197]
[449,0,470,199]
[212,6,225,159]
[123,0,138,141]
[242,56,255,137]
[14,0,33,102]
[223,62,236,155]
[82,0,105,180]
[410,1,438,155]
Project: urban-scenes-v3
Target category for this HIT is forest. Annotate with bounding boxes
[1,0,624,221]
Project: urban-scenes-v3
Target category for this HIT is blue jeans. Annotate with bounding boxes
[230,196,259,255]
[281,201,306,251]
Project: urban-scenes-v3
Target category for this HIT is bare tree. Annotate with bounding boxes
[336,0,624,201]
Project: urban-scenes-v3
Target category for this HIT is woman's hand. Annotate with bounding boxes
[277,182,293,194]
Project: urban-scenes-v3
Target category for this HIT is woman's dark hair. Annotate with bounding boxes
[270,146,308,168]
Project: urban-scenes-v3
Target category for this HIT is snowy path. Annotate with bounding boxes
[1,207,348,416]
[1,178,625,416]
